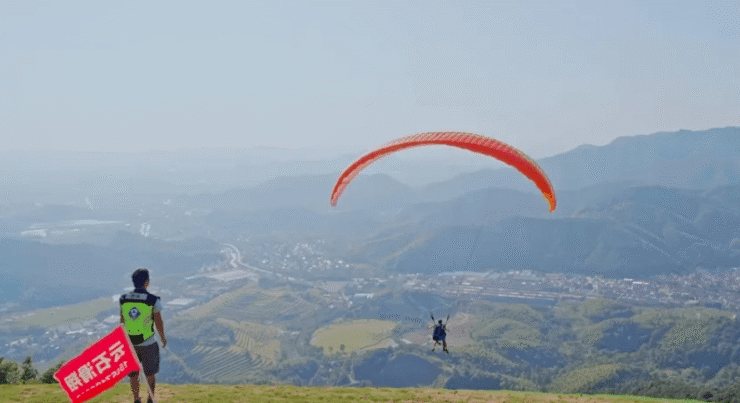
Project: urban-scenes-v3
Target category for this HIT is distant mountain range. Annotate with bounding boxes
[172,127,740,213]
[3,126,740,304]
[419,126,740,199]
[5,126,737,211]
[181,126,740,279]
[0,147,482,206]
[351,184,740,278]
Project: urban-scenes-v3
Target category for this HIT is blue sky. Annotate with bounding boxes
[0,0,738,159]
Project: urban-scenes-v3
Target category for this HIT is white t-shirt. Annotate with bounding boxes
[139,298,163,346]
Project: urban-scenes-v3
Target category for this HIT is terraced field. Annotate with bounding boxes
[216,318,282,365]
[165,286,313,383]
[166,312,289,383]
[182,344,258,383]
[183,285,317,323]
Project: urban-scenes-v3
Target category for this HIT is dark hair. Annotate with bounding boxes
[438,320,443,324]
[132,268,149,288]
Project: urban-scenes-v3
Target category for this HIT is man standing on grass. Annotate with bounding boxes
[120,268,167,403]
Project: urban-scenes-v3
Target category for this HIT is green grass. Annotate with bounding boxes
[0,383,702,403]
[310,319,397,355]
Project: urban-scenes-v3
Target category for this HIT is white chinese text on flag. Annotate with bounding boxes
[54,325,142,403]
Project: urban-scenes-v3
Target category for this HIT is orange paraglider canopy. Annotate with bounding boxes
[330,132,556,212]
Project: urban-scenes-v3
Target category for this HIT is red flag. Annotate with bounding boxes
[54,325,142,403]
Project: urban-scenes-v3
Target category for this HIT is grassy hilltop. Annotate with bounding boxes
[1,384,702,403]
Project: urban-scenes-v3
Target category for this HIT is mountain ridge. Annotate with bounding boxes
[357,183,740,278]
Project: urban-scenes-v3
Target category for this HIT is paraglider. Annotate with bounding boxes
[330,132,557,212]
[430,312,449,353]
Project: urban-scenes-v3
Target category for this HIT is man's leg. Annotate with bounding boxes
[146,374,156,401]
[130,344,145,402]
[129,372,141,402]
[142,343,160,402]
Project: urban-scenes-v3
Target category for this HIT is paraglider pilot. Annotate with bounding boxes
[431,314,449,353]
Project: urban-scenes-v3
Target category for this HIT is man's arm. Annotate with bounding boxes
[153,311,167,348]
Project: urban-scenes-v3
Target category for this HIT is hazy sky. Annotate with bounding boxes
[1,0,738,159]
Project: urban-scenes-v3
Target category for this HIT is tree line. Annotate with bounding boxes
[0,356,63,384]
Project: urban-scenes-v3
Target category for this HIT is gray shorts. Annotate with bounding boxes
[128,342,160,377]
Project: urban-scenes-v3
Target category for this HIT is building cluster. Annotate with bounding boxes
[246,240,354,275]
[399,268,740,310]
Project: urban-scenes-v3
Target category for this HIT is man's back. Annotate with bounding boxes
[120,289,162,345]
